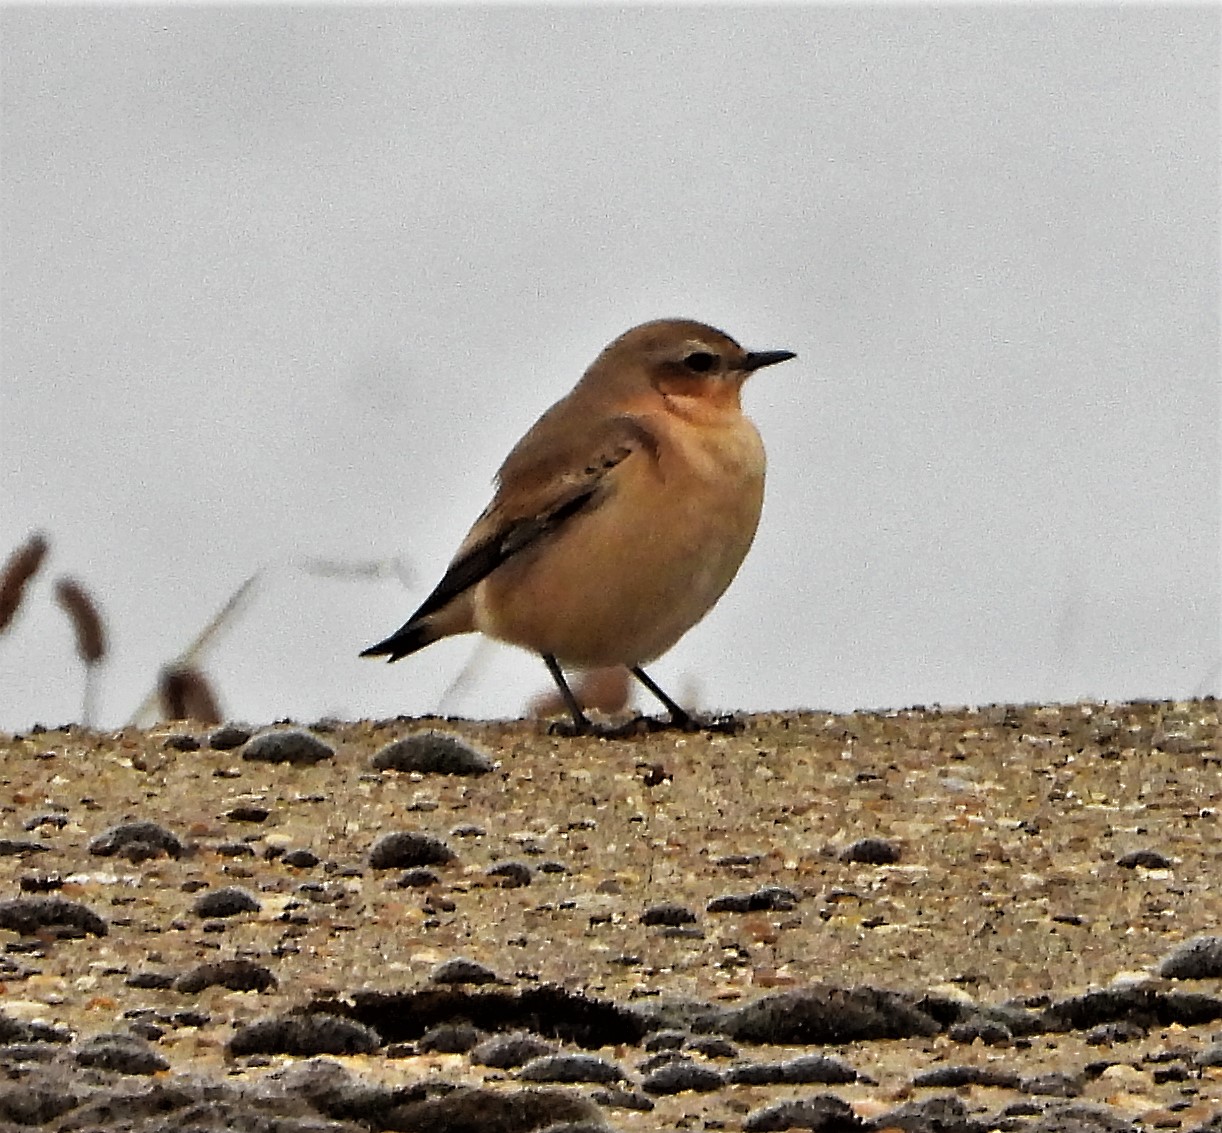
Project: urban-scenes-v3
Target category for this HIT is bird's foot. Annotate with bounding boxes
[680,712,745,735]
[545,712,744,739]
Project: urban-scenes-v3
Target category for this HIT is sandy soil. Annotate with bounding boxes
[0,698,1219,1131]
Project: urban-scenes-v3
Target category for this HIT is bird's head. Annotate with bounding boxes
[583,319,795,412]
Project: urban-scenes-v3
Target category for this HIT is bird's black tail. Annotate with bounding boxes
[359,619,437,663]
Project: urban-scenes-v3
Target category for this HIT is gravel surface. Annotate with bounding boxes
[0,699,1218,1132]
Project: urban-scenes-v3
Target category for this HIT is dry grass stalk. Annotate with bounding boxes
[125,571,260,728]
[55,577,106,665]
[0,532,49,634]
[158,664,222,724]
[54,576,107,728]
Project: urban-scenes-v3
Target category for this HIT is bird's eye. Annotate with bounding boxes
[682,351,718,373]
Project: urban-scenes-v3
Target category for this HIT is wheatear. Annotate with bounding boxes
[362,319,795,734]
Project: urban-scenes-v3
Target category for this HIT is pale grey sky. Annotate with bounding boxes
[2,5,1218,730]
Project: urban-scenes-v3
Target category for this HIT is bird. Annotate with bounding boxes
[361,318,795,734]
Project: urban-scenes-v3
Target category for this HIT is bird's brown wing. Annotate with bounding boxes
[361,413,660,660]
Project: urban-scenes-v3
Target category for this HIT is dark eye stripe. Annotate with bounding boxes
[683,351,718,373]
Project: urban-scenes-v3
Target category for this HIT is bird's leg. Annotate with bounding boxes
[542,654,593,734]
[629,665,695,729]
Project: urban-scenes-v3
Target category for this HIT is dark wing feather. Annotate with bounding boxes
[361,414,657,662]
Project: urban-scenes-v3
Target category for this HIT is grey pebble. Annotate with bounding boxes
[193,886,261,918]
[1158,935,1222,979]
[242,729,335,766]
[743,1094,864,1132]
[487,860,533,887]
[0,840,49,857]
[839,837,901,864]
[641,902,698,926]
[727,1053,857,1086]
[643,1029,686,1051]
[685,1035,739,1058]
[369,831,456,869]
[88,820,184,862]
[209,723,253,749]
[175,958,277,994]
[641,1059,724,1094]
[74,1033,169,1075]
[0,896,107,938]
[430,956,500,985]
[706,885,800,913]
[911,1064,1022,1088]
[591,1085,655,1111]
[397,867,441,888]
[280,848,320,868]
[163,733,200,751]
[947,1017,1013,1045]
[418,1022,481,1053]
[1085,1021,1146,1045]
[1022,1071,1084,1097]
[371,731,494,775]
[1116,849,1174,869]
[228,1012,381,1057]
[517,1053,624,1083]
[469,1032,555,1068]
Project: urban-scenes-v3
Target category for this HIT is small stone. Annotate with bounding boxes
[193,886,261,918]
[281,849,320,868]
[209,724,253,750]
[242,729,335,766]
[706,886,800,913]
[743,1095,864,1132]
[839,837,901,864]
[1117,849,1174,869]
[685,1036,738,1058]
[215,841,255,858]
[371,731,494,775]
[125,970,176,990]
[225,805,270,823]
[397,867,441,888]
[486,860,532,887]
[419,1022,481,1053]
[1021,1070,1084,1096]
[368,831,456,869]
[175,959,277,993]
[74,1033,169,1075]
[643,1030,687,1051]
[517,1053,624,1083]
[0,840,49,857]
[947,1017,1014,1045]
[0,896,107,938]
[470,1032,555,1069]
[641,903,698,927]
[873,1096,973,1133]
[911,1064,1022,1088]
[88,820,184,862]
[430,957,500,985]
[228,1013,381,1057]
[163,733,201,752]
[591,1086,655,1111]
[727,1054,857,1086]
[712,852,764,868]
[1157,935,1222,979]
[1085,1021,1146,1045]
[642,1059,724,1094]
[1194,1043,1222,1067]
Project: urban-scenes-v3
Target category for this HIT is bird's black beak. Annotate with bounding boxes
[742,349,797,372]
